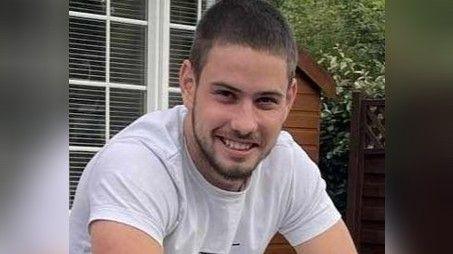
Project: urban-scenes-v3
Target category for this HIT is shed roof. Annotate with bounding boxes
[296,47,337,98]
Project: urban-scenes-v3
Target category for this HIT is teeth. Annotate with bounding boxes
[223,138,253,151]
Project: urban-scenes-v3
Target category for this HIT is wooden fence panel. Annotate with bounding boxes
[346,92,385,253]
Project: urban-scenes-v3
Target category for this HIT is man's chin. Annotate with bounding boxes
[213,161,256,180]
[216,169,253,181]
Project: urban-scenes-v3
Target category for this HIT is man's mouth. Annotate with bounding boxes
[218,137,258,151]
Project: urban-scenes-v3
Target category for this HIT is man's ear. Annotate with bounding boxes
[284,77,298,117]
[179,60,196,110]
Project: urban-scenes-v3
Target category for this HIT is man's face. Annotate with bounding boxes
[181,44,296,180]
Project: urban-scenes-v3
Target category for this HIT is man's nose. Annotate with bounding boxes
[230,101,258,136]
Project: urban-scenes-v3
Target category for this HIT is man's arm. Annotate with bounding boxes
[90,220,163,254]
[294,219,357,254]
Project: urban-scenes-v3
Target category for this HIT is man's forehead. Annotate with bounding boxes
[202,44,287,76]
[206,42,286,62]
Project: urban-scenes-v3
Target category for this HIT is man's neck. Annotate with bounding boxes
[183,117,246,192]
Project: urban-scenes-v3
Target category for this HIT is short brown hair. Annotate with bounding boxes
[189,0,298,82]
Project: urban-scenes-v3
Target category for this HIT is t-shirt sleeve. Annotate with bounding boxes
[86,140,179,246]
[278,144,341,247]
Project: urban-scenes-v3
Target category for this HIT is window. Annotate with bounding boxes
[69,0,214,208]
[168,0,214,107]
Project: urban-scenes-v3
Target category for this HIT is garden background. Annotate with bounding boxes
[272,0,385,214]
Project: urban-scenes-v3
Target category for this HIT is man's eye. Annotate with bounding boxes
[213,90,235,101]
[217,90,232,97]
[256,97,280,110]
[257,97,278,105]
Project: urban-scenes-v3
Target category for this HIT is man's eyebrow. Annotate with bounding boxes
[211,82,284,98]
[211,82,242,93]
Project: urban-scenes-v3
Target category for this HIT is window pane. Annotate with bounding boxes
[69,84,106,146]
[70,151,96,208]
[110,22,147,86]
[110,88,145,138]
[69,17,106,81]
[171,0,198,26]
[70,0,106,15]
[169,28,194,88]
[169,91,183,108]
[111,0,147,20]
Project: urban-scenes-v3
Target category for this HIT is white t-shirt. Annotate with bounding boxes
[69,105,340,254]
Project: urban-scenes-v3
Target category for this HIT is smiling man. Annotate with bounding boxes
[69,1,357,253]
[182,44,293,192]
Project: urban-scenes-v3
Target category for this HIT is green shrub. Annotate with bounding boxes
[273,0,385,215]
[269,0,385,214]
[318,46,384,214]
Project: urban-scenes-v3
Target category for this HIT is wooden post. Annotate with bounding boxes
[346,91,364,251]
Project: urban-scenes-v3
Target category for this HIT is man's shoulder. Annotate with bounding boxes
[259,130,319,182]
[110,105,188,160]
[275,130,296,147]
[85,106,189,188]
[270,130,312,162]
[90,138,174,184]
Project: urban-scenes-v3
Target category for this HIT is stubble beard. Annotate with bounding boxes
[191,112,254,180]
[190,100,271,181]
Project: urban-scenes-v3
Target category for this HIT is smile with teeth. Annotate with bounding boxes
[219,137,255,151]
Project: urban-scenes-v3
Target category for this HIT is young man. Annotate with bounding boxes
[69,1,357,253]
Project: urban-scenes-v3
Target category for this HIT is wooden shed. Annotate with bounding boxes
[264,48,337,254]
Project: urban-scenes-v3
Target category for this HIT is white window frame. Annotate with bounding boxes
[69,0,213,152]
[148,0,169,111]
[146,0,208,111]
[69,0,160,154]
[165,0,215,108]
